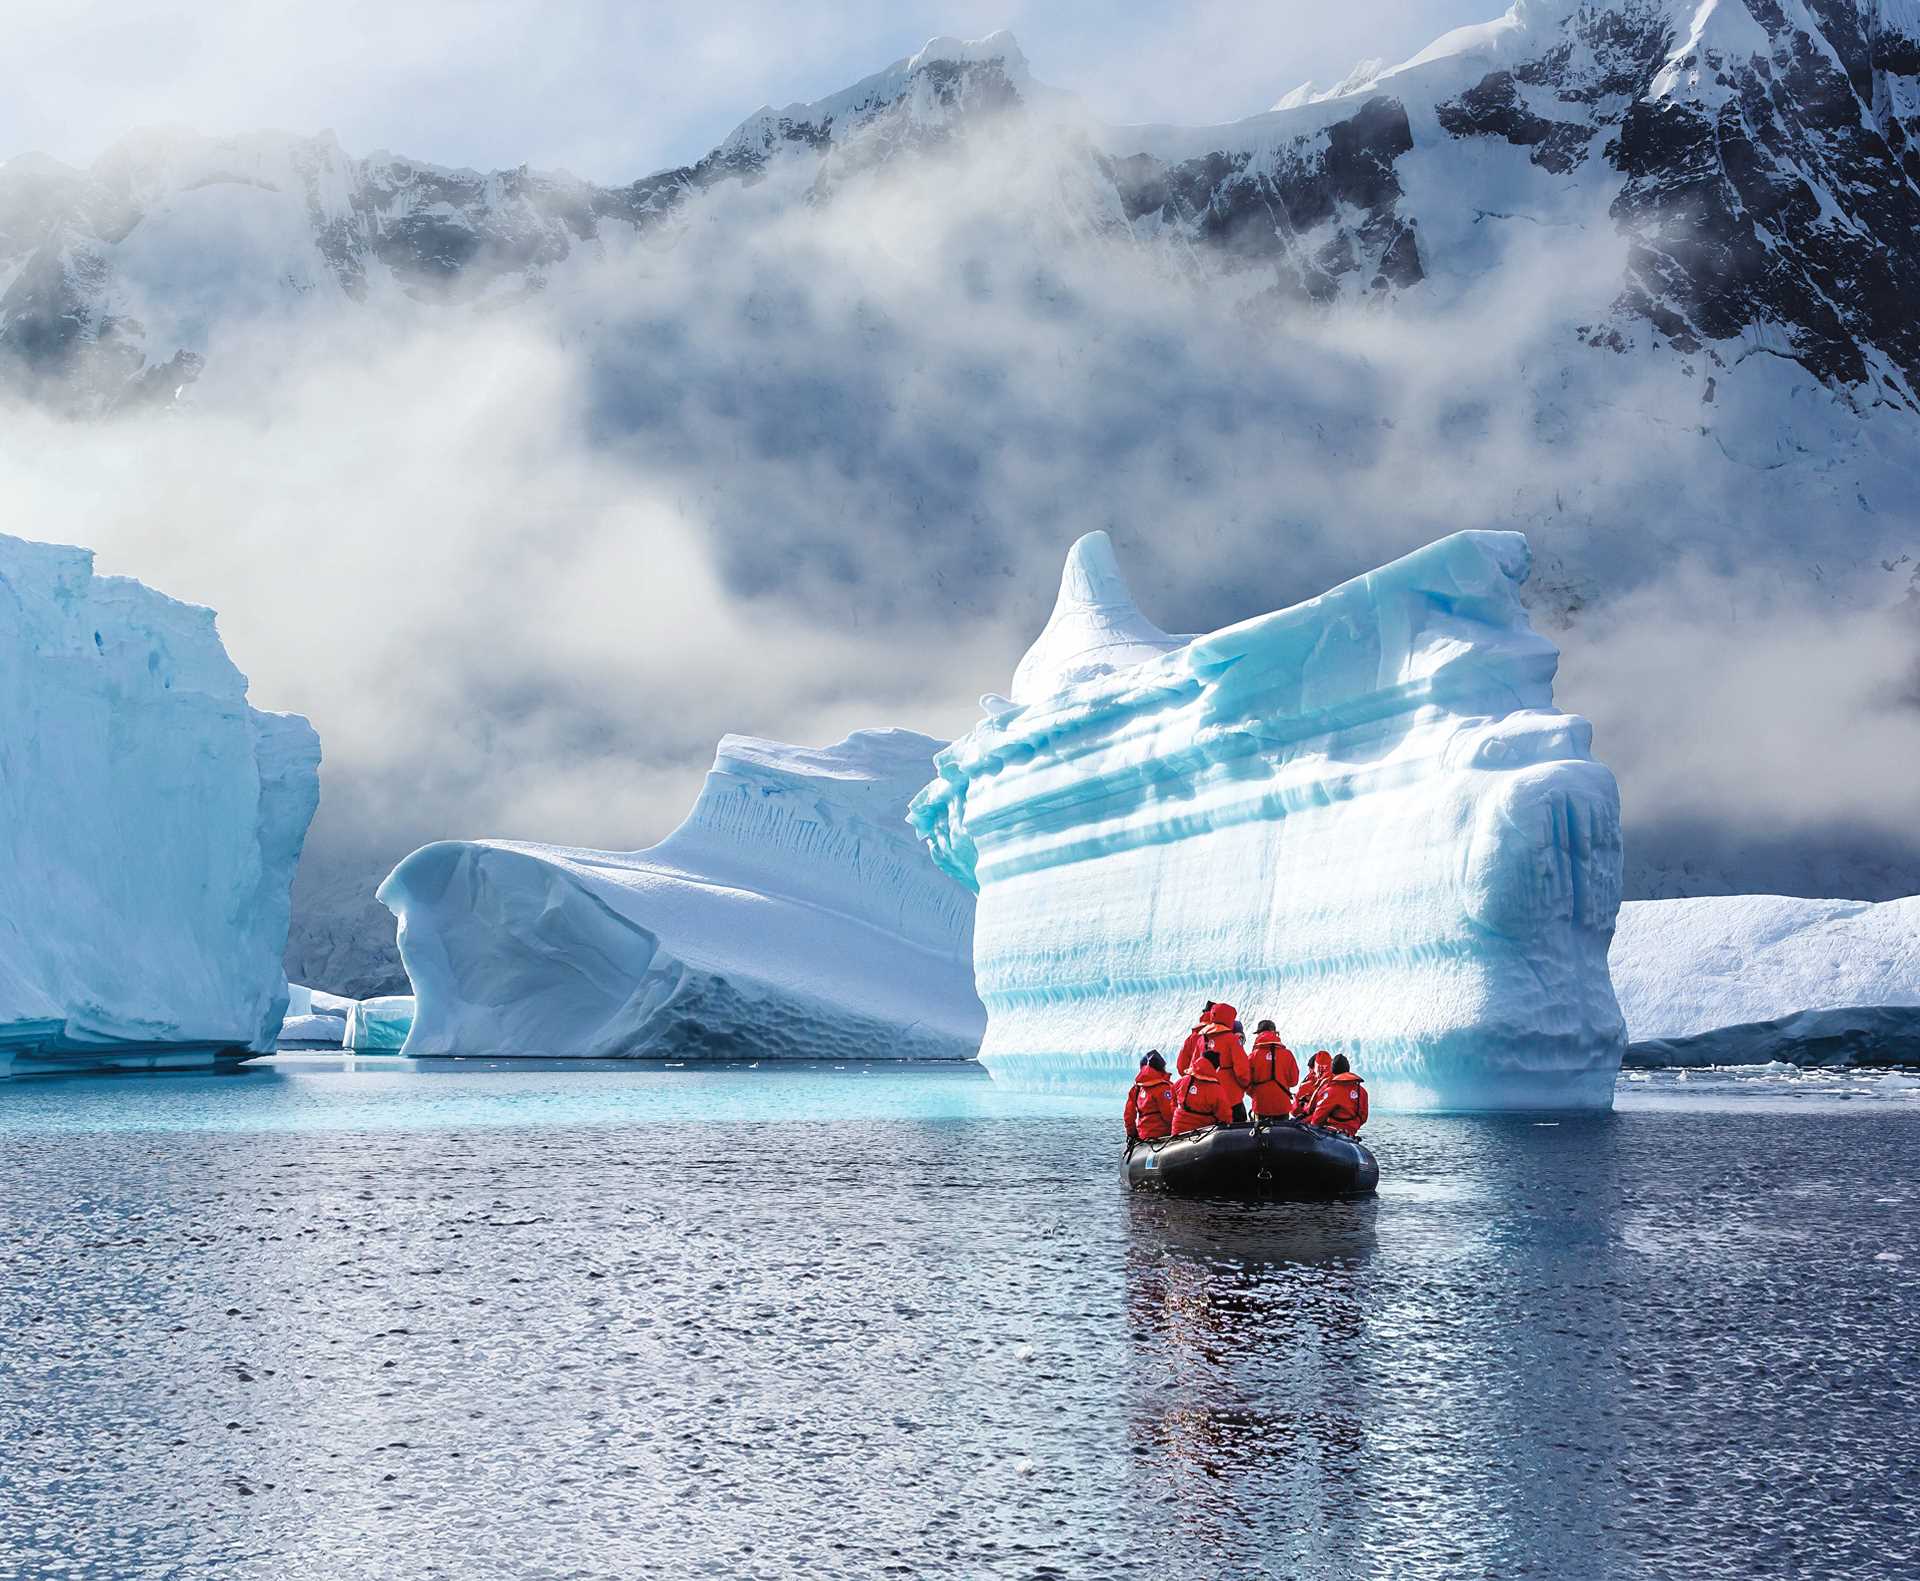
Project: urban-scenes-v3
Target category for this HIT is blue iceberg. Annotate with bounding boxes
[380,730,984,1060]
[910,530,1626,1110]
[0,533,319,1076]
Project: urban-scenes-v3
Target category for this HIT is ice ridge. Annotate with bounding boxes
[381,729,984,1060]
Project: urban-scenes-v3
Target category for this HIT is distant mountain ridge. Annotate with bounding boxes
[5,3,1920,409]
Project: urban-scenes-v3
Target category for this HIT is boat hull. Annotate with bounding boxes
[1124,1120,1378,1200]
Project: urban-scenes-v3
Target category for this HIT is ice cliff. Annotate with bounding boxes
[1614,896,1920,1067]
[911,530,1625,1110]
[0,533,320,1075]
[380,730,984,1059]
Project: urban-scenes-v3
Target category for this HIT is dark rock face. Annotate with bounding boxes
[1422,0,1920,400]
[1108,96,1424,302]
[1436,70,1595,173]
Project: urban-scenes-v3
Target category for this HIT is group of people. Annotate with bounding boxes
[1123,999,1369,1143]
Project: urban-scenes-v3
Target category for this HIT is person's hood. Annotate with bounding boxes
[1135,1065,1169,1086]
[1203,1002,1239,1029]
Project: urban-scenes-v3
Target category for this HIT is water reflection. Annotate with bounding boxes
[1122,1192,1379,1572]
[1,1068,1915,1580]
[1119,1116,1655,1576]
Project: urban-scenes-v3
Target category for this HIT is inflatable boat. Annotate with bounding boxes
[1125,1119,1378,1200]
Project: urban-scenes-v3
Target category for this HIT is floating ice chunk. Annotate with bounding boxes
[381,730,984,1060]
[912,530,1624,1110]
[1613,896,1920,1067]
[342,995,415,1052]
[0,532,319,1078]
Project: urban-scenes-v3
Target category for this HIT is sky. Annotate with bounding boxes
[4,0,1494,178]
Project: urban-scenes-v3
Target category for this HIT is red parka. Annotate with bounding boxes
[1293,1051,1334,1120]
[1195,1004,1250,1110]
[1125,1067,1175,1141]
[1170,1059,1236,1135]
[1246,1031,1299,1119]
[1305,1071,1369,1136]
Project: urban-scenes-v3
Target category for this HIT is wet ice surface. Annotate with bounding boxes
[2,1061,1916,1580]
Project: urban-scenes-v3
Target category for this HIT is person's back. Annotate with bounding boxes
[1125,1052,1174,1142]
[1294,1049,1334,1119]
[1246,1020,1299,1119]
[1305,1054,1369,1136]
[1200,1002,1251,1116]
[1170,1052,1236,1135]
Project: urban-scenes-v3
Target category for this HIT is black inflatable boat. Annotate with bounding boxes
[1125,1119,1378,1200]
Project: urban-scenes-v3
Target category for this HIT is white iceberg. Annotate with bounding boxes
[343,994,415,1052]
[277,1013,347,1047]
[1613,895,1920,1066]
[0,533,320,1076]
[273,984,349,1047]
[910,530,1625,1110]
[379,730,984,1060]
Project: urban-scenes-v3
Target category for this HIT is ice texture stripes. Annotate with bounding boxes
[0,532,319,1075]
[911,530,1626,1110]
[380,729,984,1060]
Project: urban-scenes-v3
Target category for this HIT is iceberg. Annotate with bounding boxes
[0,532,320,1077]
[343,994,415,1052]
[910,530,1625,1110]
[1613,896,1920,1067]
[380,730,984,1060]
[274,984,350,1047]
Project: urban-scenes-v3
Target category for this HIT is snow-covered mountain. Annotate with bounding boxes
[7,6,1920,408]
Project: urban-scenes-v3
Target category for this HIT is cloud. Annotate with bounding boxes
[2,1,1500,177]
[4,74,1917,998]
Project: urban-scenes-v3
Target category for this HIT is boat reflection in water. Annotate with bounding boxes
[1120,1115,1649,1577]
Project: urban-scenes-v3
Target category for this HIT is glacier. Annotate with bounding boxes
[0,532,320,1076]
[1613,896,1920,1068]
[379,730,984,1060]
[910,530,1625,1110]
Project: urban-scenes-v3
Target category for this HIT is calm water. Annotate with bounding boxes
[2,1059,1916,1581]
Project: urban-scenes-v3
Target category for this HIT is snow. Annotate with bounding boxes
[1010,530,1184,704]
[1649,0,1774,103]
[1613,895,1920,1065]
[718,30,1043,165]
[343,995,415,1052]
[0,532,319,1076]
[277,1013,346,1047]
[911,530,1625,1110]
[380,729,984,1060]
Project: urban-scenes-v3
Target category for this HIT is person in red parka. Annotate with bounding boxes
[1196,1002,1251,1121]
[1245,1019,1300,1119]
[1170,1047,1236,1135]
[1293,1049,1334,1120]
[1124,1051,1175,1143]
[1304,1053,1369,1136]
